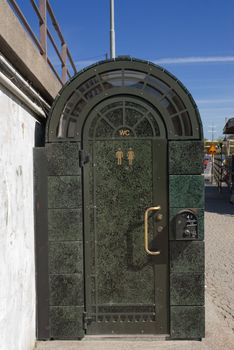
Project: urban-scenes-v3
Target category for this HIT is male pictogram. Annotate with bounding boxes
[127,148,135,166]
[116,148,124,165]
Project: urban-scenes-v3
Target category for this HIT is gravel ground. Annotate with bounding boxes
[205,185,234,332]
[36,184,234,350]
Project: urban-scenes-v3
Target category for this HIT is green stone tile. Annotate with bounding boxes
[49,242,83,274]
[48,209,82,241]
[169,175,204,208]
[169,141,203,174]
[48,176,81,209]
[50,306,84,339]
[46,143,80,175]
[170,241,204,273]
[170,306,205,339]
[49,274,84,306]
[169,208,204,240]
[170,273,204,305]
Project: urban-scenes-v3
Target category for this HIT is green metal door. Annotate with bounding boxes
[82,97,168,335]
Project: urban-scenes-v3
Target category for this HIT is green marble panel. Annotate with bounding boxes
[49,274,83,306]
[48,176,81,209]
[88,140,157,306]
[48,209,82,241]
[50,306,84,339]
[46,143,80,175]
[169,208,204,240]
[170,273,204,305]
[169,141,203,174]
[170,306,205,339]
[170,241,204,273]
[169,175,204,208]
[49,242,83,274]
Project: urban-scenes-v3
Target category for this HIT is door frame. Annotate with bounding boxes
[81,98,169,335]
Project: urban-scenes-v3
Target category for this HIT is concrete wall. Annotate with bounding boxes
[0,86,37,350]
[0,0,62,103]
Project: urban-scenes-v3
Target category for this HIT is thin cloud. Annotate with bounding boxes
[73,56,234,68]
[199,107,234,112]
[197,98,234,104]
[153,56,234,65]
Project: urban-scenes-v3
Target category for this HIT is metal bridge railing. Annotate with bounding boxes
[7,0,77,84]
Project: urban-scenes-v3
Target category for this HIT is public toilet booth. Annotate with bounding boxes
[34,58,204,340]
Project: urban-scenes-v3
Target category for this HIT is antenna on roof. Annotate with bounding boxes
[110,0,116,59]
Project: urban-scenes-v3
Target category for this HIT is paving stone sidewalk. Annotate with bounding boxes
[36,185,234,350]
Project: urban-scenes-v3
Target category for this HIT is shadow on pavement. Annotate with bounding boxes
[205,185,234,215]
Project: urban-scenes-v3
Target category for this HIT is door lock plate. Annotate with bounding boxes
[155,213,163,221]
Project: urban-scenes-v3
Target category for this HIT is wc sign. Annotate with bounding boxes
[119,129,130,136]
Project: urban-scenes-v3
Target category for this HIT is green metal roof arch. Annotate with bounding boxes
[46,57,203,142]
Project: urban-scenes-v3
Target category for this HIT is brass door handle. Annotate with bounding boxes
[144,206,161,256]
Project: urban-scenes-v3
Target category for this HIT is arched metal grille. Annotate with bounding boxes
[88,100,163,139]
[47,59,202,141]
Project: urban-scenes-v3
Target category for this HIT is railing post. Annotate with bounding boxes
[39,0,47,59]
[61,43,67,83]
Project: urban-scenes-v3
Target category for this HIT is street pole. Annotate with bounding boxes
[110,0,116,59]
[208,124,216,184]
[211,153,214,184]
[220,142,223,192]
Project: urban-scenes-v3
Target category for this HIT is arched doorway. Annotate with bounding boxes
[35,58,204,340]
[82,95,167,334]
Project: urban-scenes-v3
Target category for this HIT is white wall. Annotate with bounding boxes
[0,87,36,350]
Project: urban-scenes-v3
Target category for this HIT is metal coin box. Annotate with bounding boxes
[34,57,204,341]
[175,209,199,240]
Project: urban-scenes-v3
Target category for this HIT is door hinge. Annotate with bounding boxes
[83,311,87,330]
[83,311,93,330]
[79,150,90,167]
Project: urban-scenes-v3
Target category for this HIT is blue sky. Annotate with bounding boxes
[15,0,234,138]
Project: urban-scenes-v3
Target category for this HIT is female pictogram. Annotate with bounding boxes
[127,148,135,166]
